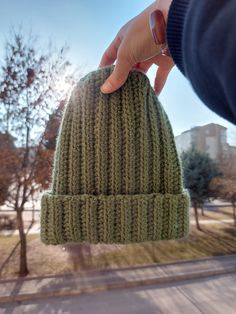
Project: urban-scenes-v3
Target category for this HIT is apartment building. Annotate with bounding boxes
[175,123,236,176]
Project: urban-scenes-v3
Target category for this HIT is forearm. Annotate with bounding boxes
[166,0,236,125]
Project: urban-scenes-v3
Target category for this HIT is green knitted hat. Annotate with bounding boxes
[40,65,190,245]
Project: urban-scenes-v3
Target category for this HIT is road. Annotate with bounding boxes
[1,273,235,314]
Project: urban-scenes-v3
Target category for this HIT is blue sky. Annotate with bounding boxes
[0,0,235,144]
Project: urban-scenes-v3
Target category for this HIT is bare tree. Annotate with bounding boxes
[210,177,236,227]
[0,30,74,276]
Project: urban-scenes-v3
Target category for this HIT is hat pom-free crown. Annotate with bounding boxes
[40,65,190,245]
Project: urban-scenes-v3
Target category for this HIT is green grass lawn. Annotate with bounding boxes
[0,224,236,279]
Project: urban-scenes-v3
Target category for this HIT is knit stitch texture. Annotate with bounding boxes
[40,65,190,245]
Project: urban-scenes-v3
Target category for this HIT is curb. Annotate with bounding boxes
[0,265,235,304]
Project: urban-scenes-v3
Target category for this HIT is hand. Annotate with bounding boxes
[99,0,174,95]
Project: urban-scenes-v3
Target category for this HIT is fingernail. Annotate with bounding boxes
[155,89,160,96]
[101,80,112,93]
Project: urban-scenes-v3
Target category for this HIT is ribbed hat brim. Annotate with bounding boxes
[40,191,190,245]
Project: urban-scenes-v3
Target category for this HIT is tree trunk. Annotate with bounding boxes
[16,208,29,277]
[233,204,236,227]
[194,205,201,231]
[31,202,35,224]
[201,206,204,216]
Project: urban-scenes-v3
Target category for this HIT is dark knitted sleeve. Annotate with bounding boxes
[166,0,236,125]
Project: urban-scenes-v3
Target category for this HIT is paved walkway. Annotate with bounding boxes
[0,254,235,306]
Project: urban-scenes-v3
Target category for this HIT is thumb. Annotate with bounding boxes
[100,58,133,94]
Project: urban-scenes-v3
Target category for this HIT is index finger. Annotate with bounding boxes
[99,36,121,68]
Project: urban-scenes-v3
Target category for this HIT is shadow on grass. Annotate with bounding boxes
[217,208,234,218]
[201,227,236,252]
[221,227,236,237]
[203,207,234,219]
[63,243,93,272]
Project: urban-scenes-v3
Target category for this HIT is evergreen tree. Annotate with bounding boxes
[181,146,222,230]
